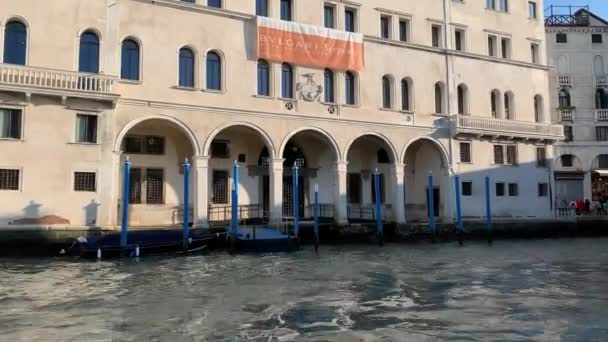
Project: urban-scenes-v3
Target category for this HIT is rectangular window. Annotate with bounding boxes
[371,173,386,204]
[0,108,22,139]
[564,125,573,142]
[74,172,96,192]
[536,147,547,167]
[501,38,510,59]
[598,155,608,168]
[556,33,567,44]
[129,168,142,204]
[146,168,164,204]
[324,4,335,29]
[561,155,573,167]
[486,0,495,10]
[493,145,504,164]
[460,142,471,163]
[499,0,508,12]
[76,114,97,144]
[488,35,497,56]
[212,170,229,204]
[280,0,292,21]
[347,173,361,204]
[124,136,165,155]
[399,19,409,42]
[592,34,603,44]
[256,0,268,16]
[596,126,608,141]
[0,169,19,190]
[506,145,518,165]
[432,25,441,48]
[345,8,356,32]
[462,181,473,196]
[380,15,391,39]
[211,140,230,158]
[528,1,537,18]
[455,29,464,51]
[508,183,518,196]
[207,0,221,8]
[531,43,539,64]
[538,183,548,197]
[495,182,505,197]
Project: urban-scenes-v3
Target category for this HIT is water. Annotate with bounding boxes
[1,238,608,342]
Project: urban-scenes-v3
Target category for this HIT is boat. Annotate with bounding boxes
[227,225,298,253]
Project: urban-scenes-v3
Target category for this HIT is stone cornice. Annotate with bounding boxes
[546,26,608,33]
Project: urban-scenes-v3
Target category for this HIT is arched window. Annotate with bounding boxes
[121,39,140,80]
[491,90,500,118]
[434,82,444,114]
[401,78,411,111]
[534,95,543,123]
[504,92,513,120]
[559,89,571,108]
[281,63,293,98]
[3,20,27,65]
[79,31,100,73]
[206,51,222,90]
[257,59,270,96]
[179,47,194,87]
[596,89,608,109]
[457,84,468,115]
[345,71,356,105]
[377,148,391,164]
[382,75,392,109]
[324,69,335,103]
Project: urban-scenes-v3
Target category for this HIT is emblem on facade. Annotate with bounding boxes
[297,73,323,102]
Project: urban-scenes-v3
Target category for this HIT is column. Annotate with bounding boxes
[193,156,210,228]
[270,159,284,224]
[98,150,121,228]
[584,170,593,201]
[445,169,456,222]
[335,161,348,225]
[392,163,406,224]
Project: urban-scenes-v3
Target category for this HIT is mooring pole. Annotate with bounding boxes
[231,162,239,253]
[485,175,493,244]
[374,168,383,246]
[428,171,436,242]
[121,157,131,254]
[454,175,464,246]
[314,183,320,252]
[182,158,191,251]
[293,163,300,243]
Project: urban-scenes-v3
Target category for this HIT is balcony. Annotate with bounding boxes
[0,63,119,103]
[596,109,608,121]
[449,115,564,141]
[558,74,572,87]
[559,108,575,122]
[596,75,608,87]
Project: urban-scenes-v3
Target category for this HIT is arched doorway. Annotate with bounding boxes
[403,138,448,223]
[592,155,608,201]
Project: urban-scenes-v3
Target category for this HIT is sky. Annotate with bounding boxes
[544,0,608,19]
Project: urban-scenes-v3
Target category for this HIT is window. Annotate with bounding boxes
[206,51,222,90]
[345,8,356,32]
[528,2,537,18]
[495,182,505,197]
[559,89,571,108]
[256,0,268,16]
[494,145,504,164]
[179,48,195,88]
[76,114,97,143]
[345,71,356,105]
[380,16,391,39]
[499,0,508,12]
[431,25,441,47]
[129,168,142,204]
[596,126,608,141]
[486,0,496,10]
[281,63,294,98]
[460,142,471,163]
[506,145,518,165]
[382,75,392,109]
[598,155,608,168]
[488,35,497,57]
[121,39,140,81]
[504,92,513,120]
[257,59,270,96]
[401,79,411,111]
[208,0,221,8]
[212,170,229,204]
[324,69,335,103]
[508,183,518,196]
[79,31,100,73]
[146,169,164,204]
[377,148,391,164]
[491,90,500,118]
[457,84,467,115]
[211,140,230,158]
[347,173,361,204]
[124,136,165,155]
[74,172,96,192]
[324,5,335,29]
[596,89,608,109]
[434,82,443,114]
[462,181,473,196]
[564,126,573,142]
[538,183,548,197]
[0,169,19,190]
[399,19,409,42]
[561,155,574,167]
[3,21,27,65]
[371,173,386,204]
[592,34,603,44]
[501,38,510,59]
[556,33,567,44]
[280,0,292,21]
[534,95,543,122]
[536,147,546,167]
[0,108,21,139]
[531,43,539,64]
[455,29,464,51]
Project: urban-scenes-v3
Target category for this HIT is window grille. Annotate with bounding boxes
[146,169,164,204]
[213,170,229,204]
[0,169,19,190]
[74,172,96,192]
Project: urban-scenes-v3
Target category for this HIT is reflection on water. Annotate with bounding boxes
[1,238,608,341]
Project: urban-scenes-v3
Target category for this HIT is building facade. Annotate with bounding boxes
[546,7,608,206]
[0,0,562,231]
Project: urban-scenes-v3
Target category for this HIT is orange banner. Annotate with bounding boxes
[257,17,364,72]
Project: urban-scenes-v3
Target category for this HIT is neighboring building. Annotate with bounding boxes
[546,6,608,206]
[0,0,561,231]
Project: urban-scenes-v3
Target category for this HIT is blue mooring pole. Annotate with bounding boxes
[374,168,383,246]
[293,163,299,242]
[428,172,436,239]
[314,183,319,252]
[454,175,464,246]
[120,158,131,251]
[182,158,191,251]
[485,175,493,244]
[231,162,239,253]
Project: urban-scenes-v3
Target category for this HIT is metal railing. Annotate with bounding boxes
[597,75,608,87]
[304,204,335,219]
[558,74,572,86]
[208,204,268,224]
[450,115,564,138]
[560,109,575,122]
[0,63,116,94]
[596,109,608,121]
[347,204,392,222]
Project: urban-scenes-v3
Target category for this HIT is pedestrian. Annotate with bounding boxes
[603,200,608,216]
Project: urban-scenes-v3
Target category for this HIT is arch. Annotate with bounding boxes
[206,49,223,90]
[344,132,399,164]
[203,121,276,158]
[279,126,341,162]
[78,29,100,73]
[534,94,544,123]
[457,83,469,115]
[558,154,581,168]
[591,154,608,170]
[120,37,141,81]
[257,59,270,96]
[178,46,195,87]
[401,77,414,111]
[114,115,201,156]
[3,17,28,65]
[490,89,502,118]
[504,90,515,120]
[434,81,446,114]
[381,74,394,109]
[594,55,605,75]
[344,70,358,105]
[596,88,608,109]
[324,68,335,103]
[401,137,450,168]
[559,88,571,108]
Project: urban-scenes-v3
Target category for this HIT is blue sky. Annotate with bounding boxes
[545,0,608,19]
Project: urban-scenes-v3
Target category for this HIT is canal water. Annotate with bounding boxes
[1,238,608,342]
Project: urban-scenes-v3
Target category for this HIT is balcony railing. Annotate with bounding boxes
[0,63,118,100]
[596,75,608,87]
[560,108,575,122]
[596,109,608,121]
[558,74,572,86]
[450,115,564,140]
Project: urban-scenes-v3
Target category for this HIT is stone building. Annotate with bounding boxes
[545,6,608,206]
[0,0,562,231]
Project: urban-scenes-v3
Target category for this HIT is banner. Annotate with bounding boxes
[257,17,364,72]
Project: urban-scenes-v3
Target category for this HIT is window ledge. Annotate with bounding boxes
[320,101,338,106]
[278,97,297,102]
[399,109,415,114]
[252,94,275,100]
[0,138,24,142]
[172,85,200,91]
[379,107,401,113]
[342,103,361,108]
[202,88,225,94]
[68,142,100,146]
[118,79,143,85]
